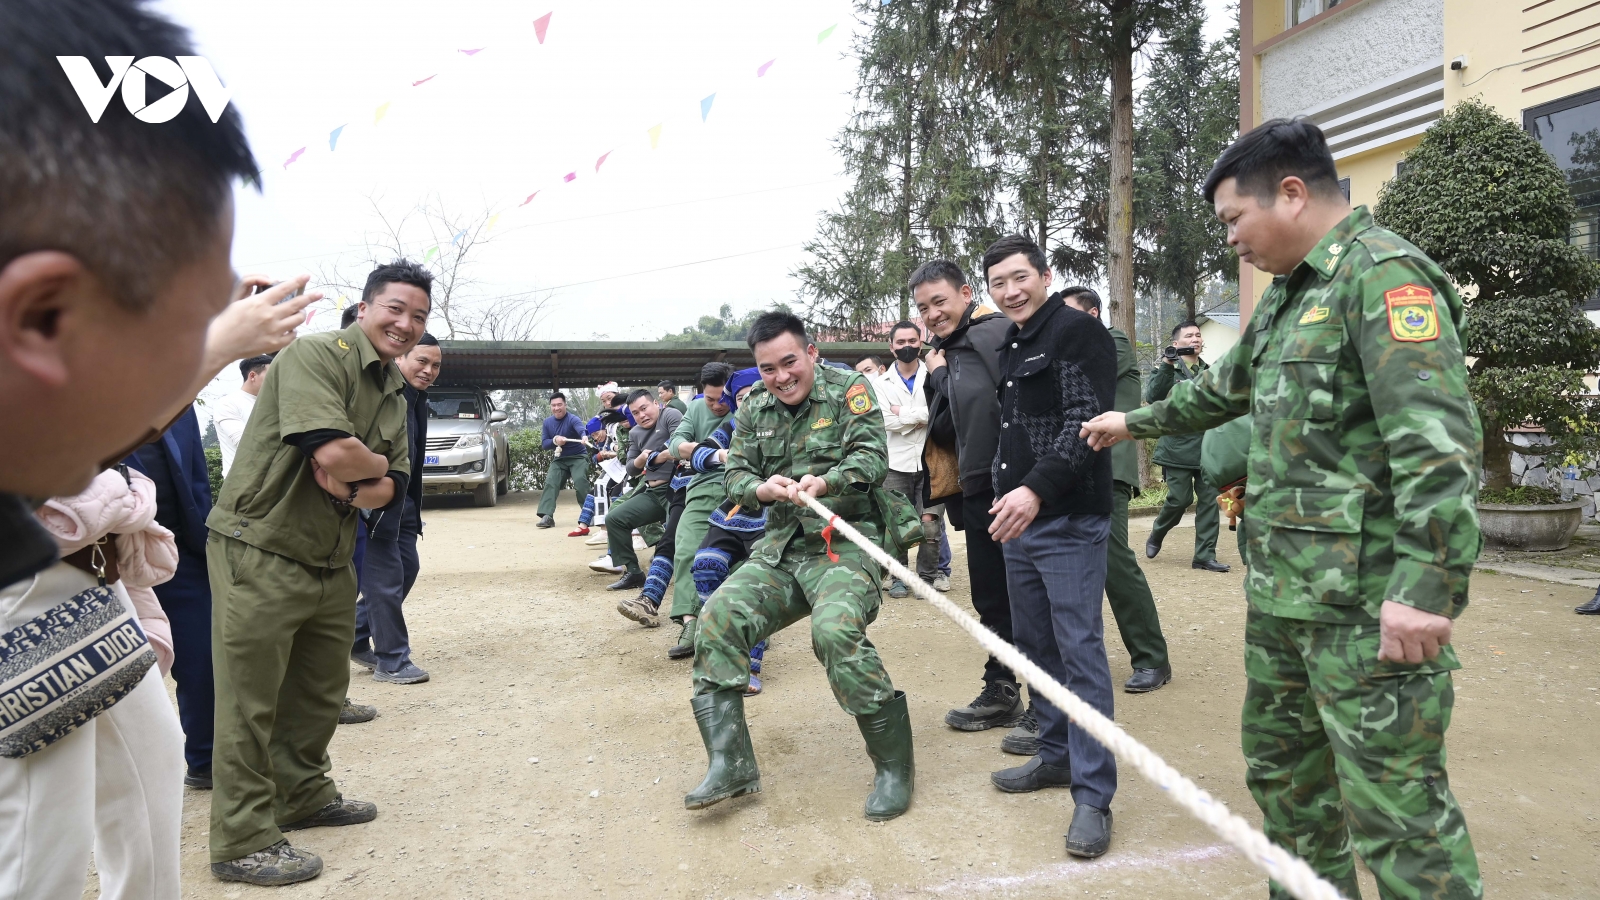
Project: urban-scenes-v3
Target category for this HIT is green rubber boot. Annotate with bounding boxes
[684,690,761,809]
[856,690,915,821]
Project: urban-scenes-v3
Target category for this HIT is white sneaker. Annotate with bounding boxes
[932,573,952,593]
[589,554,624,575]
[585,529,608,546]
[632,532,648,551]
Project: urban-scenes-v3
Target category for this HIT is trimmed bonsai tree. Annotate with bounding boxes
[1375,98,1600,493]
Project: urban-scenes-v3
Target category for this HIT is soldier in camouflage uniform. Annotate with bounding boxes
[1083,120,1481,899]
[685,312,913,822]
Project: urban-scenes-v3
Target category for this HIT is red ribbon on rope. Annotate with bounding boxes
[820,515,842,562]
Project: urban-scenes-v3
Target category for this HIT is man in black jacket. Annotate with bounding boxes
[914,261,1030,742]
[980,235,1119,859]
[351,333,439,684]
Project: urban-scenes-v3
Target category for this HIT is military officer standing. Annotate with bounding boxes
[1082,120,1481,900]
[686,311,913,821]
[205,261,432,886]
[1144,321,1229,572]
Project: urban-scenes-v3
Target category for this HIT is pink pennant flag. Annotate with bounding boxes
[533,12,552,44]
[459,48,485,56]
[519,191,540,207]
[563,171,576,183]
[304,308,316,326]
[413,74,437,86]
[757,59,776,77]
[595,151,611,173]
[282,147,305,169]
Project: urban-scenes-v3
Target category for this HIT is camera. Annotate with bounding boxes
[254,281,303,304]
[1162,345,1198,361]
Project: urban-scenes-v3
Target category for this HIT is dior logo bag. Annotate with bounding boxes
[0,579,156,758]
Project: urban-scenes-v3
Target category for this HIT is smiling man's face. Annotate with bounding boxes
[752,331,818,406]
[985,253,1052,327]
[359,282,430,362]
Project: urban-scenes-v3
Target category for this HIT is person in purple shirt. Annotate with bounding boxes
[536,391,591,528]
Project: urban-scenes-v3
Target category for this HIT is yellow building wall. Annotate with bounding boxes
[1446,0,1600,120]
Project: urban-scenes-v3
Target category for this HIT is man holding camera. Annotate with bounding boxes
[1144,322,1228,573]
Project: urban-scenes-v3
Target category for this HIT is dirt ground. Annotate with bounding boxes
[164,491,1599,900]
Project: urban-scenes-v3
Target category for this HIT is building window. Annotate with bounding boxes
[1288,0,1344,27]
[1526,86,1600,311]
[1338,177,1351,201]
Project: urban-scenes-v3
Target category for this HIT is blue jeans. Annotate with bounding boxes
[354,498,421,672]
[153,548,214,770]
[1001,512,1117,810]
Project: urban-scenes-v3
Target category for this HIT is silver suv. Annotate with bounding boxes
[421,388,510,507]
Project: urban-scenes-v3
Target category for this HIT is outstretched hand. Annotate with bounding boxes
[1079,411,1130,451]
[208,275,318,365]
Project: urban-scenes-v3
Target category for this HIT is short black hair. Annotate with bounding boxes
[1171,320,1200,340]
[340,304,359,329]
[1057,285,1101,314]
[698,362,732,388]
[657,380,677,392]
[415,332,439,347]
[362,258,434,307]
[549,391,566,402]
[608,391,628,408]
[1202,118,1343,204]
[857,355,883,370]
[981,235,1048,281]
[907,259,968,294]
[238,354,273,381]
[746,310,810,351]
[888,320,921,342]
[0,0,261,311]
[625,388,654,407]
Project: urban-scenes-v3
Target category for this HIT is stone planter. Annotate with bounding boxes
[1478,500,1587,551]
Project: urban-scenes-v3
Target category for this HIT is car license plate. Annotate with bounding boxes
[425,455,440,465]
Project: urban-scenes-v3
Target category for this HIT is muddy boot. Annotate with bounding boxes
[684,691,762,809]
[855,690,914,821]
[667,617,698,660]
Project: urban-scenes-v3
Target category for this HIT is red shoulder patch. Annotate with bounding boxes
[1384,283,1439,342]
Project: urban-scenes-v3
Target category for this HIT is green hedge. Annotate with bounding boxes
[205,446,223,499]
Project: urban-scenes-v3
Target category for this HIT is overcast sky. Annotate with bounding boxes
[155,0,1234,405]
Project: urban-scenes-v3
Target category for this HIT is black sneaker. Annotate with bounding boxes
[999,706,1040,755]
[943,681,1024,732]
[350,648,378,670]
[184,766,213,790]
[211,840,323,886]
[373,662,430,684]
[536,515,555,529]
[279,795,378,832]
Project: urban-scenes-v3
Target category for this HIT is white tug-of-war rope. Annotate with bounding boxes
[799,494,1346,900]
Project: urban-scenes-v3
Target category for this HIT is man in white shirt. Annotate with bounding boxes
[212,354,272,475]
[877,321,949,597]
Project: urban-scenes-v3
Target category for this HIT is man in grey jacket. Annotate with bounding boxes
[602,389,684,591]
[915,260,1033,750]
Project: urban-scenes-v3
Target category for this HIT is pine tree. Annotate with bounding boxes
[1134,10,1238,322]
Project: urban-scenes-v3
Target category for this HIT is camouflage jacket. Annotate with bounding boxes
[1124,206,1482,625]
[725,364,889,567]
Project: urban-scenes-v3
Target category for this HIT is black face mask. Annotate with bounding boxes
[893,346,920,364]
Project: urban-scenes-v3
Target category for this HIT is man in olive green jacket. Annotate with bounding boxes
[1144,321,1228,572]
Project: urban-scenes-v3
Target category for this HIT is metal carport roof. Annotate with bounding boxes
[434,340,890,391]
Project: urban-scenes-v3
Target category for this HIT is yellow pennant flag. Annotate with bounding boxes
[648,123,662,149]
[336,295,347,309]
[375,101,391,123]
[488,213,501,230]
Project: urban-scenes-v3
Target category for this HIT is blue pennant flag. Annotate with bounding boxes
[700,93,715,122]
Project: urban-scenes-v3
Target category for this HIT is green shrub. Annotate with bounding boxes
[1375,99,1600,489]
[205,445,223,499]
[1129,483,1169,509]
[1479,485,1563,505]
[505,428,570,492]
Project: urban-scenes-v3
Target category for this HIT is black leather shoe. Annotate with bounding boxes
[990,755,1072,793]
[1124,665,1172,693]
[1065,804,1112,858]
[606,572,646,591]
[1578,588,1600,615]
[184,766,213,790]
[1192,559,1231,573]
[1145,537,1162,559]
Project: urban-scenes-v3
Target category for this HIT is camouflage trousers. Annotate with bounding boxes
[692,539,892,716]
[1242,610,1480,900]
